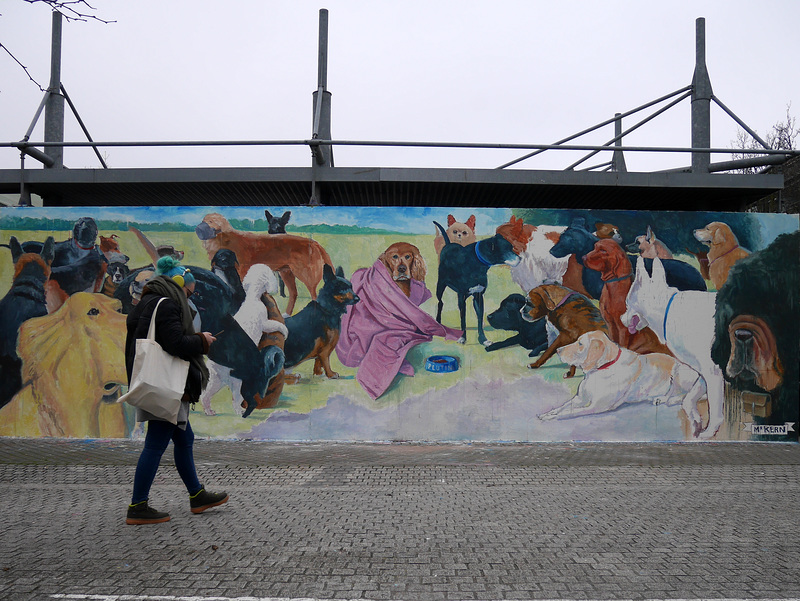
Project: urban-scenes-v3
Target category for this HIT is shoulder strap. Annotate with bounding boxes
[146,297,167,341]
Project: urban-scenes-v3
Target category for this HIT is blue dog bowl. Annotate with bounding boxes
[425,355,459,373]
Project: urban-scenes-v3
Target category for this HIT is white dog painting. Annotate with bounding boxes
[539,330,703,421]
[620,257,724,438]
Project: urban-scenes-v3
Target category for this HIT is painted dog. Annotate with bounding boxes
[485,293,549,358]
[196,212,333,316]
[549,217,706,299]
[522,284,610,378]
[264,210,292,297]
[621,256,724,439]
[434,220,521,346]
[19,217,107,309]
[283,264,359,379]
[0,236,55,408]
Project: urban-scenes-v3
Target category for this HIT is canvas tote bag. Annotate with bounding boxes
[118,298,190,424]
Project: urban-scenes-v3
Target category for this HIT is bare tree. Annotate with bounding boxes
[1,0,113,90]
[730,104,798,174]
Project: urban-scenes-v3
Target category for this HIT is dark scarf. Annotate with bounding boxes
[143,276,210,391]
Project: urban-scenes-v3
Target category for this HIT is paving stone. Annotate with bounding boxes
[0,439,799,600]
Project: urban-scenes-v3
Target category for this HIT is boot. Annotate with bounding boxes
[126,501,170,525]
[189,487,229,514]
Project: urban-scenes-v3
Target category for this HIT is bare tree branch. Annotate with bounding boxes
[729,104,798,174]
[22,0,115,25]
[2,1,114,92]
[0,42,46,91]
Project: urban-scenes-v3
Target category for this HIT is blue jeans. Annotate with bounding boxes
[131,420,202,505]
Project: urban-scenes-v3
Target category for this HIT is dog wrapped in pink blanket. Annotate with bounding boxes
[336,259,462,399]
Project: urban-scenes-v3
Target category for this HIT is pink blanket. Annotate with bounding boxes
[336,260,462,399]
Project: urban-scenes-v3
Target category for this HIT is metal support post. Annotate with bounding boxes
[310,8,332,205]
[44,11,65,169]
[612,113,627,172]
[691,17,712,173]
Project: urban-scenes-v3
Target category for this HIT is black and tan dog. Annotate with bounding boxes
[522,284,610,378]
[283,264,359,380]
[0,236,55,408]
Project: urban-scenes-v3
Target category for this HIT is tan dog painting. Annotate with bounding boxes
[195,213,333,316]
[629,226,674,259]
[378,242,427,297]
[693,222,750,290]
[0,293,129,438]
[434,214,477,256]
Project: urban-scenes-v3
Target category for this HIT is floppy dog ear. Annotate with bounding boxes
[711,223,728,246]
[538,287,558,311]
[524,289,545,316]
[581,335,610,371]
[411,251,427,282]
[606,245,623,278]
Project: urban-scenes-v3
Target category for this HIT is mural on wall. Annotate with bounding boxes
[0,205,797,442]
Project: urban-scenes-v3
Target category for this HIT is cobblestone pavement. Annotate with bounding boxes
[1,439,799,601]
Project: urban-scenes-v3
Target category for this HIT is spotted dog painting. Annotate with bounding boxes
[0,206,797,442]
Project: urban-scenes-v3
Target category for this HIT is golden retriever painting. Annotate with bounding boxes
[0,293,129,438]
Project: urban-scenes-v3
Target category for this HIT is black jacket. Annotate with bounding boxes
[125,292,209,403]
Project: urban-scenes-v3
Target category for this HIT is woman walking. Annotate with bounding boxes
[125,257,228,525]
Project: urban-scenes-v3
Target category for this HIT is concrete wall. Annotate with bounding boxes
[1,206,797,442]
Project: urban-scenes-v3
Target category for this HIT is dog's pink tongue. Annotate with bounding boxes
[627,315,639,335]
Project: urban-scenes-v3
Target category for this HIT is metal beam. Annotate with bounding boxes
[691,17,713,173]
[43,11,64,169]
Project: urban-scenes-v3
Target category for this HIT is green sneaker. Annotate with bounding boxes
[126,501,170,525]
[189,488,229,514]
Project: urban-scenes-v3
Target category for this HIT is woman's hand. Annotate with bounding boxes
[201,332,216,346]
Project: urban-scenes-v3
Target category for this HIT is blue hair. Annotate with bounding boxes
[156,256,195,286]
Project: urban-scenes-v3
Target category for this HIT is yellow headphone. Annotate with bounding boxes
[170,268,190,288]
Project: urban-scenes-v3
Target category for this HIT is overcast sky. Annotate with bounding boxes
[1,0,798,174]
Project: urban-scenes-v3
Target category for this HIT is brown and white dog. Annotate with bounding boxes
[434,214,477,256]
[522,284,610,378]
[495,216,589,297]
[379,242,427,297]
[593,222,623,243]
[195,213,333,316]
[693,222,749,290]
